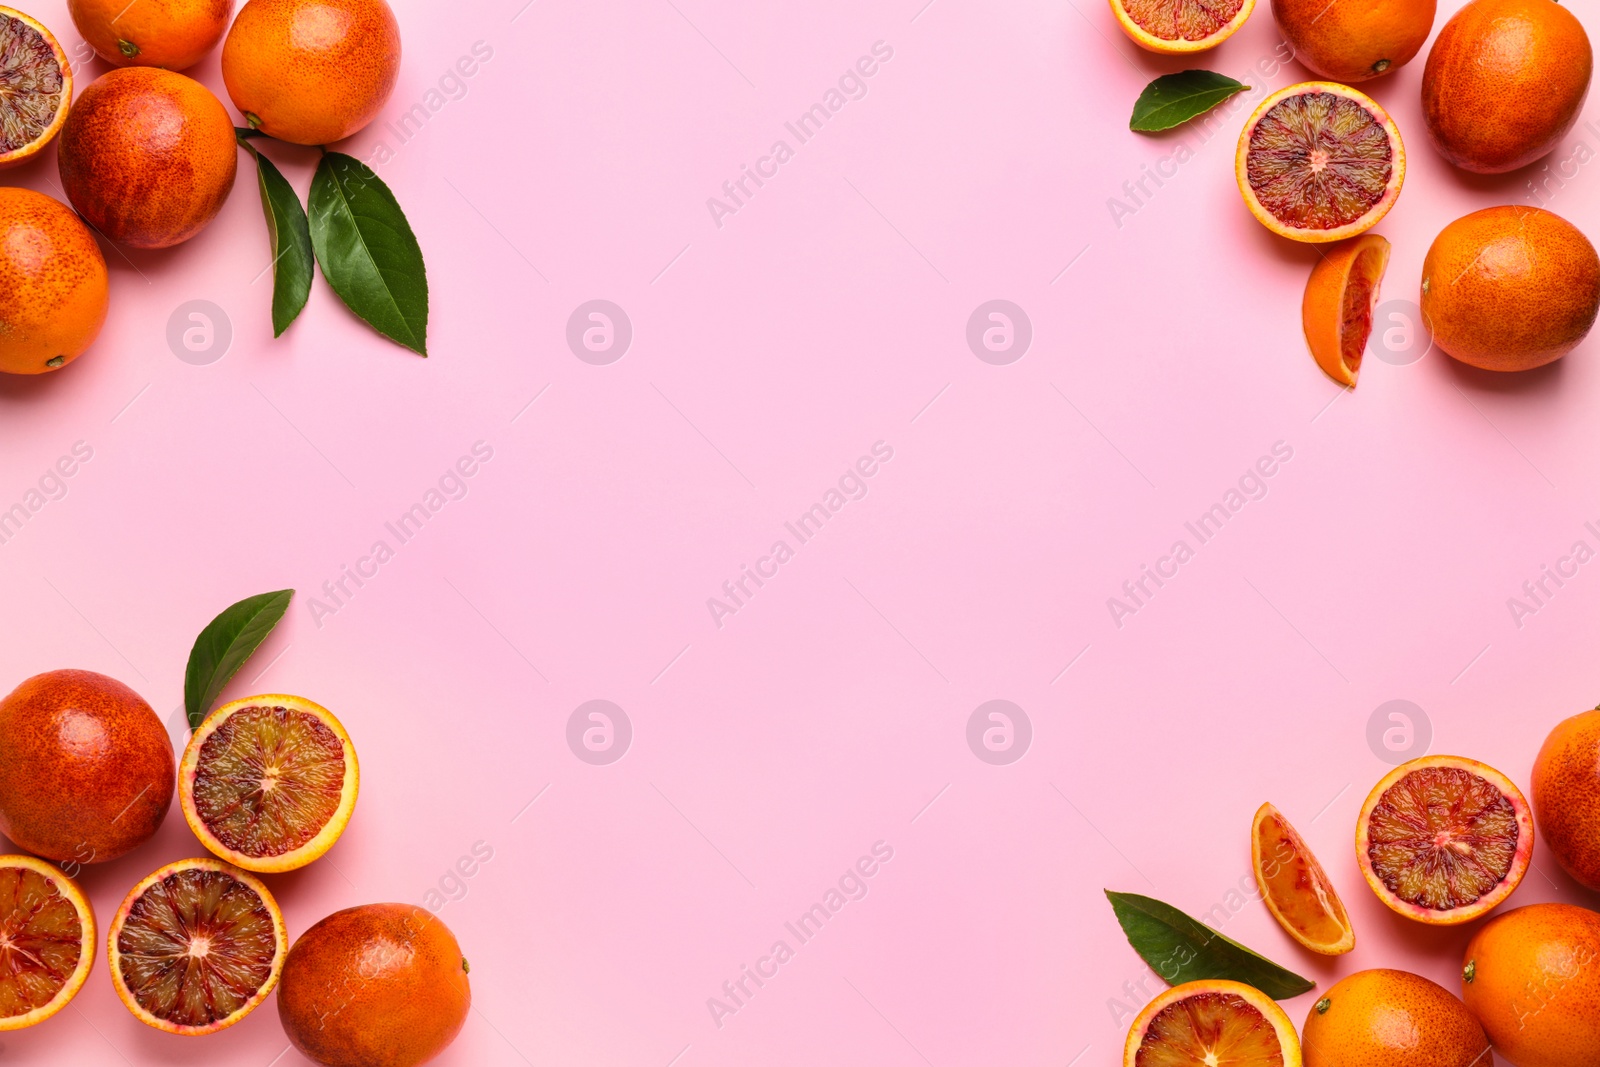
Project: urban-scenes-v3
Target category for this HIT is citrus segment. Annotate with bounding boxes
[1124,980,1302,1067]
[180,694,359,873]
[0,856,94,1031]
[108,858,286,1035]
[1357,756,1533,925]
[1251,803,1355,955]
[0,7,71,169]
[1236,83,1404,243]
[1302,234,1391,386]
[1110,0,1255,53]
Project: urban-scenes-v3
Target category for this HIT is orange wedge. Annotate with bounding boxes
[1124,979,1303,1067]
[1109,0,1255,53]
[1303,234,1391,386]
[1252,803,1355,955]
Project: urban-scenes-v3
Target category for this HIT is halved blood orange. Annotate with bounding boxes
[108,858,286,1035]
[1251,803,1355,955]
[1237,82,1405,243]
[1302,234,1391,386]
[1356,755,1534,925]
[180,694,359,873]
[1109,0,1255,53]
[1124,979,1302,1067]
[0,855,94,1030]
[0,7,71,169]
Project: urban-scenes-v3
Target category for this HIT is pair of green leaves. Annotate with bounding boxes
[1105,890,1315,1000]
[1130,71,1250,133]
[184,589,295,730]
[238,131,429,355]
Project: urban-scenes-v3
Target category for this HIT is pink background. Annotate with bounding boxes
[0,0,1599,1062]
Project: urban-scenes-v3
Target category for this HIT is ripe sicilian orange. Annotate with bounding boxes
[1302,969,1490,1067]
[222,0,401,145]
[1124,979,1301,1067]
[1462,903,1600,1067]
[1532,708,1600,891]
[0,189,108,376]
[180,694,359,874]
[1422,0,1592,174]
[1302,234,1390,387]
[0,856,95,1031]
[1421,206,1599,372]
[67,0,232,70]
[1109,0,1255,53]
[1273,0,1435,82]
[57,68,237,249]
[1355,755,1533,925]
[108,858,286,1035]
[0,7,71,169]
[0,670,173,863]
[1251,802,1354,955]
[1237,83,1404,243]
[279,904,470,1067]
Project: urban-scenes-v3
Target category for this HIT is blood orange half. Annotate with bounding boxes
[1302,234,1392,386]
[0,855,94,1030]
[0,7,71,170]
[1252,803,1355,955]
[1356,755,1533,925]
[180,694,359,873]
[1124,979,1302,1067]
[1237,82,1405,243]
[1109,0,1255,53]
[108,858,286,1035]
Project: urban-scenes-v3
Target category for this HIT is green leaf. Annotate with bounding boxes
[1130,71,1250,132]
[184,590,294,730]
[241,140,314,337]
[308,151,428,354]
[1104,890,1315,999]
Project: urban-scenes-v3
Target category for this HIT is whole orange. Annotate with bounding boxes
[0,670,174,864]
[1273,0,1435,82]
[1533,708,1600,891]
[0,188,108,375]
[1422,0,1592,173]
[278,904,469,1067]
[1302,968,1490,1067]
[57,68,237,249]
[1462,903,1600,1067]
[221,0,400,146]
[1421,206,1600,371]
[67,0,233,70]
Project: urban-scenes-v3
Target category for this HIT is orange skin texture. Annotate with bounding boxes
[1421,206,1600,371]
[279,904,469,1067]
[1532,709,1600,891]
[58,68,237,250]
[1463,903,1600,1067]
[1302,234,1390,387]
[0,670,174,864]
[1422,0,1592,173]
[1303,969,1491,1067]
[1274,0,1436,82]
[0,188,108,375]
[222,0,401,145]
[67,0,234,71]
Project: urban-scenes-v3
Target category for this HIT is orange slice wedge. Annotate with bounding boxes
[1124,979,1303,1067]
[1109,0,1255,53]
[1251,803,1355,955]
[0,8,71,169]
[1303,235,1391,387]
[1237,82,1405,243]
[0,855,95,1030]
